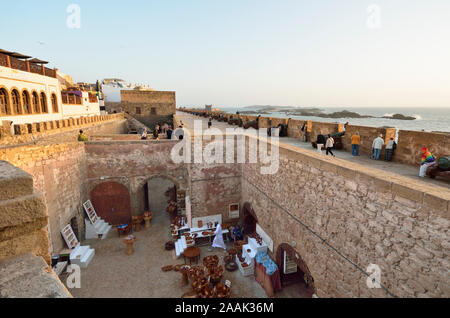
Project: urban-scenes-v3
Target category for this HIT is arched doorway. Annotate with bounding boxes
[276,243,315,298]
[90,182,131,225]
[242,202,257,235]
[143,176,177,223]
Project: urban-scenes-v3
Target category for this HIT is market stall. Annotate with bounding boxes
[254,251,281,298]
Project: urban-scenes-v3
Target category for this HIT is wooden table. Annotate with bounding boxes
[183,247,200,265]
[117,224,132,237]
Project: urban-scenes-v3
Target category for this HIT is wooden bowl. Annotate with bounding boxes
[225,262,238,272]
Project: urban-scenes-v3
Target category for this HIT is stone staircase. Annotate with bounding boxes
[83,200,112,240]
[69,244,95,269]
[61,224,95,268]
[84,218,112,240]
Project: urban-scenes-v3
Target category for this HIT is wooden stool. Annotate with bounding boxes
[123,237,136,255]
[143,212,152,228]
[132,216,143,232]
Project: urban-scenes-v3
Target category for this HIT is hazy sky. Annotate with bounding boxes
[2,0,449,108]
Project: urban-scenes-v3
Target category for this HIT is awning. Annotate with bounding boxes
[9,52,32,59]
[29,58,49,64]
[0,49,13,55]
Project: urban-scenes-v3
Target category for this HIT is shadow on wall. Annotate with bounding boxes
[146,177,176,218]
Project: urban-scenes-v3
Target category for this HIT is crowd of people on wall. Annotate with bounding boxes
[311,125,440,179]
[137,121,187,141]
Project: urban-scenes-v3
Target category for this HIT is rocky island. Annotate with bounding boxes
[238,106,416,120]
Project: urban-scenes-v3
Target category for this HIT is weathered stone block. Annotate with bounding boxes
[0,161,34,201]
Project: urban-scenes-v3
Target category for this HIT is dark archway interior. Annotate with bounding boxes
[144,177,176,220]
[276,243,315,298]
[243,203,257,235]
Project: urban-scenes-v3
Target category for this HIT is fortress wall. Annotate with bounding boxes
[201,110,449,166]
[340,125,397,157]
[189,158,242,223]
[394,130,450,166]
[85,140,242,224]
[242,137,449,298]
[0,113,126,146]
[85,141,188,216]
[0,143,88,253]
[0,161,51,264]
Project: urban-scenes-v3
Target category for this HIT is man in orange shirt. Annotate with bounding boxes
[351,131,360,156]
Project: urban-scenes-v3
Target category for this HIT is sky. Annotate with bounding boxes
[1,0,450,108]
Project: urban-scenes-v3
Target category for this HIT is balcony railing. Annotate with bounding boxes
[61,91,83,105]
[0,53,57,78]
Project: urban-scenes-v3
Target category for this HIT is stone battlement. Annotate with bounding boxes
[0,113,125,147]
[180,108,450,167]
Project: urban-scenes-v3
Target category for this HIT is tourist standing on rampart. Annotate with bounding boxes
[325,134,335,157]
[419,147,436,177]
[351,131,360,156]
[385,137,396,161]
[372,134,384,160]
[162,122,169,134]
[153,125,160,140]
[166,125,173,139]
[301,121,308,142]
[316,133,326,153]
[208,117,212,128]
[141,128,148,140]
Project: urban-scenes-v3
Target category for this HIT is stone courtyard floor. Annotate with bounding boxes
[65,213,310,298]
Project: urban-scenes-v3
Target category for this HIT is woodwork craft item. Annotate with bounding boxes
[123,235,136,255]
[214,282,231,298]
[161,265,174,272]
[183,246,200,265]
[203,255,219,268]
[165,241,175,250]
[143,212,152,228]
[225,261,238,272]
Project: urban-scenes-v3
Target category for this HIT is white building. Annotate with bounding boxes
[101,78,151,103]
[0,49,100,127]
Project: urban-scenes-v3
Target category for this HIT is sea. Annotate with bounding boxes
[213,107,450,133]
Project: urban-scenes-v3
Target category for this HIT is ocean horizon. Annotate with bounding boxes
[184,106,450,133]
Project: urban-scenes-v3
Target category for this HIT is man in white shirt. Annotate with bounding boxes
[372,134,384,160]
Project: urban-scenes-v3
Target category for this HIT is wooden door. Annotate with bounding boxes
[90,182,131,225]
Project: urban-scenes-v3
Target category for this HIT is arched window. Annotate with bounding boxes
[40,92,48,113]
[22,90,31,114]
[51,93,58,113]
[11,89,21,115]
[0,88,10,115]
[32,92,40,113]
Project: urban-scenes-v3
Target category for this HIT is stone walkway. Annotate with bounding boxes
[66,213,308,298]
[176,112,450,190]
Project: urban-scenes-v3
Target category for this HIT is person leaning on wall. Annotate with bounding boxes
[384,137,396,161]
[371,134,384,160]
